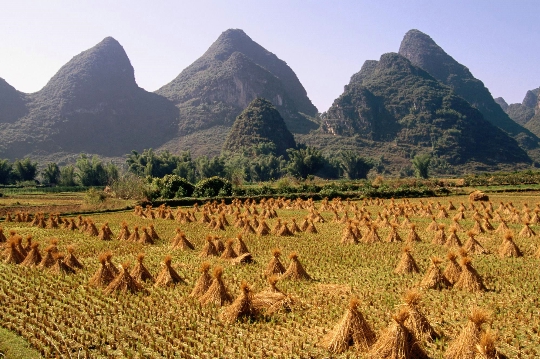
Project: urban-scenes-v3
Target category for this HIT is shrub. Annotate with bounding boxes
[111,173,152,200]
[152,174,194,199]
[193,176,232,198]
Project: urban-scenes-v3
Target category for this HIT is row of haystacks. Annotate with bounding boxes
[0,230,83,275]
[321,290,506,359]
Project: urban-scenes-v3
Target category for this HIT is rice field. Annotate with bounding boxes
[1,192,540,358]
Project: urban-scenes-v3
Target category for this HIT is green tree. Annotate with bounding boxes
[76,154,114,186]
[411,153,432,179]
[195,156,225,180]
[285,146,325,179]
[12,157,38,182]
[59,165,77,186]
[0,159,13,185]
[339,151,374,179]
[41,163,61,185]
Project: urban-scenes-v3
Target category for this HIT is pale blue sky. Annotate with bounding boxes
[1,0,538,112]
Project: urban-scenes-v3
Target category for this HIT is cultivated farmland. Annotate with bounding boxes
[1,193,540,358]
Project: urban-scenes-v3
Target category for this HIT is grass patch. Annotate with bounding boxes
[0,326,42,358]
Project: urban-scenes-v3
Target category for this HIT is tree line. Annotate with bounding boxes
[0,144,383,186]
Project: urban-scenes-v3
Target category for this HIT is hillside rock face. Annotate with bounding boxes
[223,98,296,157]
[156,29,318,135]
[494,97,508,112]
[398,29,538,149]
[322,53,530,166]
[0,37,178,159]
[0,78,28,123]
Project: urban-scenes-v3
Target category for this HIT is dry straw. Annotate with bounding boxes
[264,248,286,277]
[252,276,293,315]
[321,297,376,354]
[199,236,218,257]
[105,263,143,295]
[130,253,154,283]
[220,239,237,259]
[281,253,311,281]
[50,254,76,275]
[463,231,488,255]
[21,242,41,267]
[190,262,212,298]
[154,256,185,287]
[219,281,255,324]
[454,257,486,292]
[420,257,451,290]
[199,266,233,306]
[402,290,439,341]
[394,246,420,274]
[445,307,490,359]
[64,245,83,269]
[89,253,115,287]
[235,234,249,256]
[498,231,522,258]
[368,307,429,359]
[443,252,462,285]
[171,229,194,250]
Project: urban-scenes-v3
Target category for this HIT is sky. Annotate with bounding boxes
[1,0,539,112]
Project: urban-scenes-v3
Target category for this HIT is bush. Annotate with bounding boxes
[84,187,107,205]
[111,173,152,200]
[193,176,232,198]
[152,174,194,199]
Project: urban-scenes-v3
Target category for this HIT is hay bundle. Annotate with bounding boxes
[231,252,254,265]
[220,239,237,259]
[394,246,420,274]
[23,235,33,253]
[256,220,270,236]
[272,219,283,235]
[341,223,358,244]
[3,241,24,264]
[0,227,6,243]
[463,232,488,255]
[494,220,509,234]
[475,330,507,359]
[253,276,293,315]
[363,225,380,243]
[103,251,119,277]
[471,220,485,235]
[155,256,185,287]
[105,263,143,294]
[130,253,154,283]
[454,257,486,292]
[498,232,522,258]
[445,308,490,359]
[401,215,412,228]
[13,235,26,257]
[98,224,111,241]
[148,224,160,240]
[277,222,294,236]
[116,222,130,240]
[264,248,286,277]
[300,217,309,231]
[199,236,218,257]
[281,253,311,281]
[139,227,154,245]
[86,220,99,236]
[427,216,438,232]
[448,201,456,211]
[420,257,451,290]
[385,224,402,243]
[406,224,421,242]
[443,252,462,285]
[402,290,439,341]
[321,297,376,354]
[519,222,535,238]
[235,234,249,255]
[219,281,256,324]
[21,242,41,266]
[49,254,76,275]
[38,245,57,268]
[213,236,225,254]
[46,216,59,229]
[482,219,494,231]
[445,227,462,248]
[452,218,464,232]
[64,245,83,269]
[5,213,12,222]
[171,229,195,250]
[290,219,301,233]
[368,307,429,359]
[128,226,140,242]
[304,220,318,234]
[469,191,489,202]
[89,253,115,287]
[190,262,212,298]
[432,224,446,245]
[199,266,233,306]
